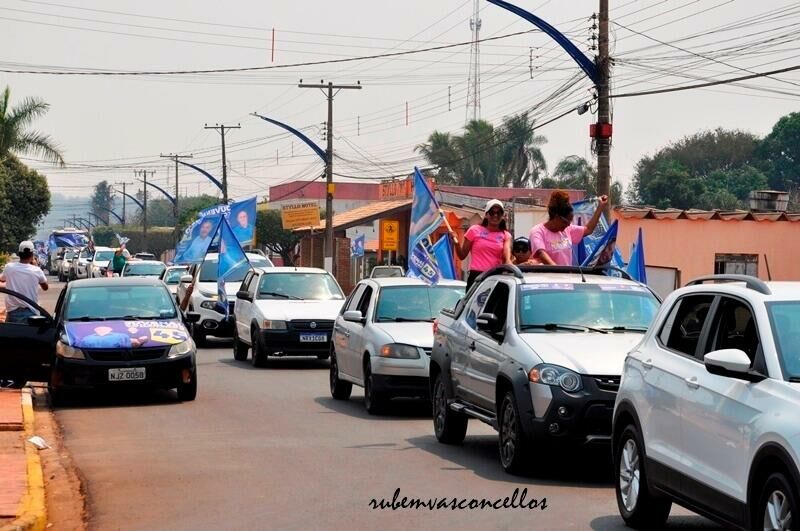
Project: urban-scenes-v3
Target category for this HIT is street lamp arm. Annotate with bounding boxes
[143,180,177,206]
[96,206,124,224]
[486,0,599,84]
[175,160,225,195]
[114,189,145,211]
[251,112,327,164]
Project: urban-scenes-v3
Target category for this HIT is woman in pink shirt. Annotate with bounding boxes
[451,199,512,290]
[529,190,608,266]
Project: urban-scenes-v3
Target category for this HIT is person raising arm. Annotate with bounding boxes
[451,199,512,290]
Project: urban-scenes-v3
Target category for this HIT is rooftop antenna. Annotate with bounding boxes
[465,0,482,123]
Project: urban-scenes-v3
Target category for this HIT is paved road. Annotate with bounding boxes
[40,282,722,530]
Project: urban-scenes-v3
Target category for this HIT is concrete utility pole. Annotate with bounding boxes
[135,170,156,249]
[160,153,193,228]
[204,124,240,203]
[114,182,129,226]
[298,80,362,273]
[596,0,612,216]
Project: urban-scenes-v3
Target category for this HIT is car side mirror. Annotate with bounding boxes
[26,315,51,326]
[704,349,765,383]
[343,310,364,323]
[476,312,502,334]
[236,290,252,301]
[180,275,193,284]
[85,257,93,262]
[184,312,201,324]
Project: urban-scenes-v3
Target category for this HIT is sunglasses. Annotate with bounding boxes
[487,209,504,217]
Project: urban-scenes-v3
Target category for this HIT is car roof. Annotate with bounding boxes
[517,272,641,286]
[256,267,329,274]
[364,277,466,287]
[676,280,800,303]
[69,277,166,288]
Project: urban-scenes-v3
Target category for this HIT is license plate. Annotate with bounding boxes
[299,333,327,343]
[108,367,146,381]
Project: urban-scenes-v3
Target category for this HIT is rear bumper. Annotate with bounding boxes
[53,355,195,389]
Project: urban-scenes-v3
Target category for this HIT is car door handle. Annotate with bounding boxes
[641,359,653,370]
[684,376,699,389]
[469,341,476,351]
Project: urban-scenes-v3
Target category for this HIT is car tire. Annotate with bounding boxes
[614,424,671,529]
[177,371,197,401]
[190,319,207,348]
[756,472,797,531]
[363,361,386,415]
[233,333,249,361]
[432,373,467,444]
[498,391,532,475]
[329,349,352,400]
[251,330,267,368]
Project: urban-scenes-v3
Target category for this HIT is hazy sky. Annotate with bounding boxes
[3,0,799,226]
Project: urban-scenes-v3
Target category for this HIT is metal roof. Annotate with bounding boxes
[616,206,800,221]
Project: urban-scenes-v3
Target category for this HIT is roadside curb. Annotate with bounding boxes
[1,389,46,531]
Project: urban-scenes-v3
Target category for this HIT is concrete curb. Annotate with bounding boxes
[1,389,46,531]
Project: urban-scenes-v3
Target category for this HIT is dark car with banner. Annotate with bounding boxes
[0,278,201,402]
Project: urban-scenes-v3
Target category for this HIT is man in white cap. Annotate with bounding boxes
[0,240,49,323]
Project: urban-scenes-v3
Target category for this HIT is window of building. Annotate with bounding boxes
[714,254,758,277]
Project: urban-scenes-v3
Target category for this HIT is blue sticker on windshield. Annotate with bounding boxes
[522,283,576,291]
[598,284,648,292]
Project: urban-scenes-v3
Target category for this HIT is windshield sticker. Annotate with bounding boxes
[66,321,189,349]
[522,283,575,291]
[598,284,649,292]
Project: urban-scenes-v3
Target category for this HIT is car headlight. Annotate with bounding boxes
[379,343,421,359]
[263,320,287,330]
[56,340,85,360]
[200,300,220,310]
[168,340,195,358]
[528,364,583,393]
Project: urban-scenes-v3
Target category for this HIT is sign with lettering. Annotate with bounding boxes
[380,220,400,251]
[281,202,321,230]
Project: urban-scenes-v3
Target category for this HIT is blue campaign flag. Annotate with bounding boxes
[227,197,257,247]
[351,234,365,257]
[571,199,624,268]
[582,220,619,268]
[431,236,457,280]
[216,217,250,318]
[407,167,447,284]
[174,214,222,265]
[49,233,89,249]
[626,227,647,284]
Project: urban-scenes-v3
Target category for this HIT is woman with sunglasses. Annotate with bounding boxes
[451,199,512,290]
[529,190,608,266]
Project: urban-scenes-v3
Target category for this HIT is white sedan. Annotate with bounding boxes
[329,277,465,414]
[232,267,345,367]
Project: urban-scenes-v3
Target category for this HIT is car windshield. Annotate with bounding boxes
[199,258,270,282]
[375,286,464,322]
[94,251,115,262]
[518,283,659,332]
[65,285,177,320]
[258,273,343,300]
[163,268,187,284]
[767,302,800,379]
[124,263,166,277]
[63,252,75,260]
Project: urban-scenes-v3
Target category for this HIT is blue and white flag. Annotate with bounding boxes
[351,234,365,257]
[181,197,257,251]
[216,217,250,318]
[626,227,647,284]
[407,167,452,284]
[174,214,222,265]
[582,220,619,268]
[432,236,457,280]
[114,233,130,247]
[572,199,624,268]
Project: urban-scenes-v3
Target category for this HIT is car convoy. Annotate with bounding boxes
[1,253,797,530]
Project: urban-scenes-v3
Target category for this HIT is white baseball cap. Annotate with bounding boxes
[484,199,504,214]
[18,240,34,253]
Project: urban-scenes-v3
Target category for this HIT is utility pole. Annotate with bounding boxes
[114,182,129,226]
[298,80,362,273]
[595,0,612,216]
[160,153,193,235]
[135,170,155,249]
[204,124,240,203]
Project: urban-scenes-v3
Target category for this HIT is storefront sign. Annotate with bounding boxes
[281,202,321,229]
[379,176,435,200]
[380,220,400,251]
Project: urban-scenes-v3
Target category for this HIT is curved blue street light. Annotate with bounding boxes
[114,188,145,211]
[96,206,124,225]
[143,180,177,206]
[251,112,327,163]
[176,160,225,195]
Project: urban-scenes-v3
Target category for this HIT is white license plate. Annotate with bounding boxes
[299,333,327,343]
[108,367,146,381]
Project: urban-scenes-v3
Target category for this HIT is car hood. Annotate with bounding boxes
[65,319,189,349]
[195,281,238,297]
[253,299,344,321]
[519,332,644,375]
[373,322,434,348]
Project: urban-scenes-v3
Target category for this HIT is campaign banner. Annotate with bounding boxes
[407,167,450,285]
[571,199,624,268]
[65,320,189,349]
[183,197,257,247]
[581,220,619,268]
[626,227,647,283]
[174,214,223,265]
[115,233,131,247]
[351,234,365,257]
[48,233,89,250]
[216,217,250,317]
[431,236,457,280]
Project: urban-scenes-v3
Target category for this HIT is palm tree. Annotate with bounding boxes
[0,86,64,166]
[553,155,597,194]
[500,112,547,188]
[454,119,501,187]
[415,132,459,184]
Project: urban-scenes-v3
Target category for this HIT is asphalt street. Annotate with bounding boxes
[40,282,723,530]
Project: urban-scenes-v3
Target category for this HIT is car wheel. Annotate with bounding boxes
[432,373,467,444]
[190,319,207,348]
[177,370,197,401]
[757,472,797,531]
[498,391,532,475]
[614,424,671,529]
[329,349,352,400]
[363,361,386,415]
[251,330,267,368]
[233,333,249,361]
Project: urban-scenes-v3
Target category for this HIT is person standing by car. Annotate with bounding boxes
[450,199,512,290]
[529,190,608,266]
[112,248,127,276]
[0,241,48,323]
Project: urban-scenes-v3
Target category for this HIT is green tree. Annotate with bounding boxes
[91,180,115,225]
[0,156,51,250]
[414,132,459,184]
[759,112,800,195]
[455,120,502,187]
[0,86,64,166]
[256,209,299,266]
[499,112,547,187]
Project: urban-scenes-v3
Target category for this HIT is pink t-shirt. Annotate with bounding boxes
[465,225,510,272]
[529,223,585,266]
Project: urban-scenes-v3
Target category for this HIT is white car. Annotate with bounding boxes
[160,265,188,298]
[56,249,77,282]
[232,267,345,367]
[121,260,166,279]
[88,247,116,278]
[177,253,273,347]
[613,274,800,530]
[70,247,93,280]
[329,277,465,414]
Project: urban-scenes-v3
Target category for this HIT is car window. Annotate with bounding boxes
[374,286,464,323]
[767,302,800,380]
[124,263,166,277]
[163,268,187,284]
[482,282,511,334]
[706,297,760,365]
[465,281,496,330]
[344,285,366,313]
[258,273,344,301]
[199,258,270,282]
[94,251,115,262]
[65,285,177,320]
[661,295,715,357]
[239,271,253,293]
[356,286,373,317]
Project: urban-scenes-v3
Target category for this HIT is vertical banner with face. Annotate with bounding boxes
[227,197,257,247]
[216,217,250,317]
[174,215,223,265]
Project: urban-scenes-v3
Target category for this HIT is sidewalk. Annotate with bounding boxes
[0,388,46,531]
